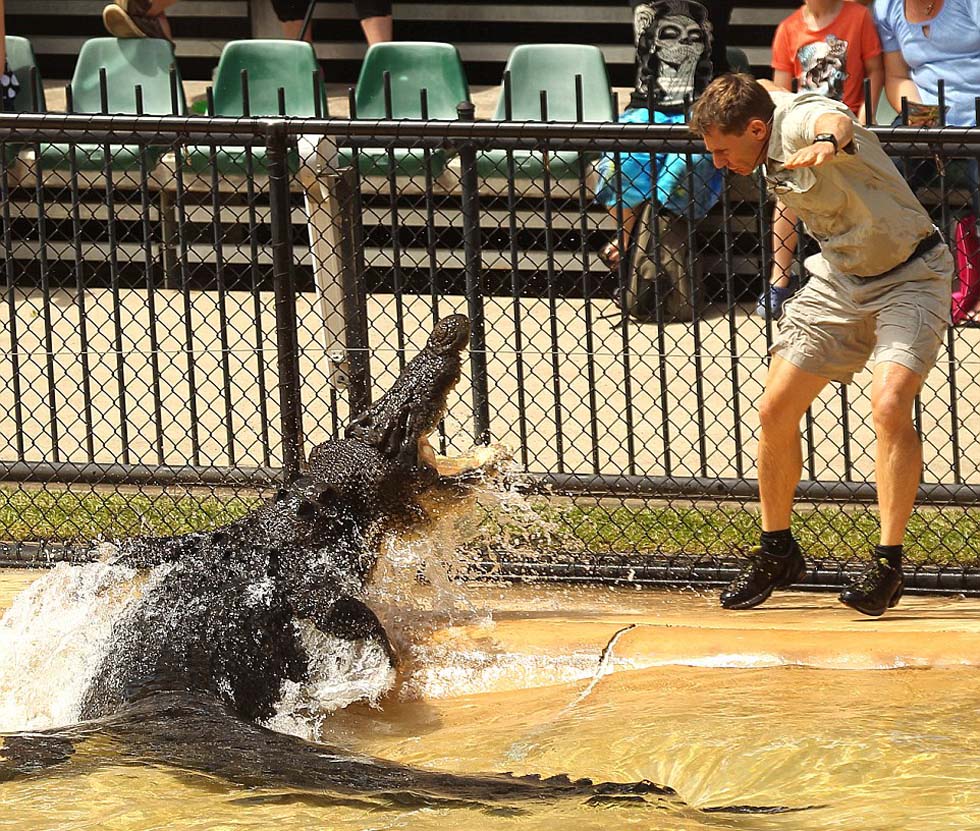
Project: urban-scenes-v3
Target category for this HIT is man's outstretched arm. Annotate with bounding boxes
[783,112,855,169]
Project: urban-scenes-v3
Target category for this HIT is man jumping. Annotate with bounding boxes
[689,73,953,616]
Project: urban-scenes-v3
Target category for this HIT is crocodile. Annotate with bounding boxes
[0,314,812,815]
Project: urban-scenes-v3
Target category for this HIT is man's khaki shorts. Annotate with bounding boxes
[771,243,954,384]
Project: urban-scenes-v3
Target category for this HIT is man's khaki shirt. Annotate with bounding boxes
[761,91,934,278]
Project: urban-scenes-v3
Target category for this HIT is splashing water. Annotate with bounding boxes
[0,554,152,731]
[264,621,397,740]
[0,466,613,741]
[366,495,491,637]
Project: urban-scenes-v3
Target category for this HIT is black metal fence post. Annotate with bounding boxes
[456,101,491,446]
[266,119,304,482]
[333,166,372,416]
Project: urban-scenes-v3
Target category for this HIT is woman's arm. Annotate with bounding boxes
[772,69,794,92]
[858,53,885,124]
[883,49,922,114]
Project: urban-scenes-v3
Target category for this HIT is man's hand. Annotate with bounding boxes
[782,141,838,170]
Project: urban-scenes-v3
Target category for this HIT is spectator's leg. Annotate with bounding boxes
[103,0,176,40]
[756,200,800,318]
[281,18,313,42]
[354,0,392,44]
[141,0,177,14]
[156,9,173,40]
[771,200,798,289]
[600,206,638,268]
[359,15,392,45]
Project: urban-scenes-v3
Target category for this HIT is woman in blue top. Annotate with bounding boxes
[874,0,980,321]
[874,0,980,130]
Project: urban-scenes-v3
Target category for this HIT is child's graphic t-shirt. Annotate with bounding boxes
[771,1,882,114]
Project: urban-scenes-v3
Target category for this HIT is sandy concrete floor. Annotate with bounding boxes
[5,286,980,484]
[439,582,980,672]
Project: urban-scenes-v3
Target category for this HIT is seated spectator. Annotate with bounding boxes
[762,0,883,319]
[597,0,729,271]
[873,0,980,319]
[874,0,979,131]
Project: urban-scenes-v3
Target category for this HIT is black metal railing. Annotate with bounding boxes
[1,96,980,591]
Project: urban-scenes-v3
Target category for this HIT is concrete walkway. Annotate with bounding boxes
[428,583,980,674]
[4,286,980,486]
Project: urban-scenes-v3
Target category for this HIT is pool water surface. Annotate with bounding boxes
[3,569,980,831]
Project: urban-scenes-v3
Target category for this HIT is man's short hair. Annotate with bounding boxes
[689,73,776,136]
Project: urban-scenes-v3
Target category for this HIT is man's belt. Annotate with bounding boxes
[869,229,943,279]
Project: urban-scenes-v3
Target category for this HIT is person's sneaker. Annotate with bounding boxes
[719,540,807,610]
[755,276,799,319]
[102,3,170,40]
[838,557,904,617]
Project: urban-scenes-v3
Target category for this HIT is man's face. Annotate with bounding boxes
[701,119,770,176]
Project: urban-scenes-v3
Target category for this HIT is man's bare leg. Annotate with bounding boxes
[838,361,923,616]
[870,361,924,545]
[757,356,829,530]
[720,356,828,609]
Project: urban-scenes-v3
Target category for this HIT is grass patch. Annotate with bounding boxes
[2,487,978,569]
[0,488,261,543]
[476,498,980,567]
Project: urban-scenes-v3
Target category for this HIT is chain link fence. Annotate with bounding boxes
[1,93,979,592]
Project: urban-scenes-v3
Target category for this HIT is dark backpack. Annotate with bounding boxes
[621,202,703,324]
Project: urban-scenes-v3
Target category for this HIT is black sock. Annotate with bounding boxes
[875,544,903,570]
[760,529,794,558]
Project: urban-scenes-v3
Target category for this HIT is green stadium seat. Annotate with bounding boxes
[476,44,614,180]
[37,38,184,172]
[339,42,469,176]
[875,94,899,126]
[5,36,45,113]
[3,36,45,164]
[185,40,326,176]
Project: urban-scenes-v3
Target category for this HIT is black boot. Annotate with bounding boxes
[838,557,904,617]
[720,540,807,610]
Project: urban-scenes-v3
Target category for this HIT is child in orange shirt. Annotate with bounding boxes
[758,0,883,318]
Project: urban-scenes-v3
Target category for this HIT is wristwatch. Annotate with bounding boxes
[813,132,839,154]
